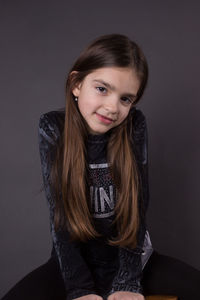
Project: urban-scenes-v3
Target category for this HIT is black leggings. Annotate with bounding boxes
[1,250,200,300]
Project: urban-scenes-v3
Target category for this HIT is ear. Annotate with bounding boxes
[70,71,82,97]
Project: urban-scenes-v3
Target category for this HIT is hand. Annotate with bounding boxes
[108,291,144,300]
[74,294,103,300]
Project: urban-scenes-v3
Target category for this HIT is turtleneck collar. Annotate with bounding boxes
[87,130,112,143]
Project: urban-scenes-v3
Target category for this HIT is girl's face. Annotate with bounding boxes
[71,67,140,135]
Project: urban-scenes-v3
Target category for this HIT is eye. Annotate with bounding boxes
[96,86,134,105]
[96,86,107,93]
[121,97,133,105]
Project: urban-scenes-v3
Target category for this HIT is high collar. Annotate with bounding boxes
[87,130,112,143]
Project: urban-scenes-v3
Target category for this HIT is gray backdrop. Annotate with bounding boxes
[0,0,200,297]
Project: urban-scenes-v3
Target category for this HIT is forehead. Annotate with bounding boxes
[86,67,140,93]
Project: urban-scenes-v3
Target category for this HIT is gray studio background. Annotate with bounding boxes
[0,0,200,297]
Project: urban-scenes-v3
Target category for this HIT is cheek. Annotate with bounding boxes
[78,98,94,116]
[120,109,130,121]
[81,90,95,106]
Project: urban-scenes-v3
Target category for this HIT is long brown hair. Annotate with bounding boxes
[50,33,148,249]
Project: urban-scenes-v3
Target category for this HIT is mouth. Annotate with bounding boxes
[100,114,113,121]
[95,113,114,124]
[96,113,115,121]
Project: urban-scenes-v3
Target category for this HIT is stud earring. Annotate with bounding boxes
[74,97,78,102]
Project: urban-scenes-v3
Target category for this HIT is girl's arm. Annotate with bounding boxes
[106,109,152,297]
[38,111,97,300]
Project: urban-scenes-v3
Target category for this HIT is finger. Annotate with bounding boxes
[107,294,116,300]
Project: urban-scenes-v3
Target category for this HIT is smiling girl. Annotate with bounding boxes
[2,33,199,300]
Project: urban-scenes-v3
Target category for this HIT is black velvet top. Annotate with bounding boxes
[38,107,153,300]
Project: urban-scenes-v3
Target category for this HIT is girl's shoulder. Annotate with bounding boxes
[38,108,65,144]
[130,107,148,165]
[131,107,147,141]
[132,107,146,128]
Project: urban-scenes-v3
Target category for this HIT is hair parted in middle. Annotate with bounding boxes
[50,33,149,249]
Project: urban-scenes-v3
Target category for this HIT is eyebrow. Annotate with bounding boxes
[92,79,137,98]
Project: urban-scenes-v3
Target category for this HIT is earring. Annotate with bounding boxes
[74,97,78,102]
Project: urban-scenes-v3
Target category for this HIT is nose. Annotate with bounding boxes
[104,97,119,114]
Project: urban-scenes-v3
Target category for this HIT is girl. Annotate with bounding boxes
[2,34,199,300]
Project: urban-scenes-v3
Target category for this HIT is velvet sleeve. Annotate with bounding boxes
[38,111,97,300]
[106,109,153,297]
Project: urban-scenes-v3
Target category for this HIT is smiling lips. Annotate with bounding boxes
[95,113,114,124]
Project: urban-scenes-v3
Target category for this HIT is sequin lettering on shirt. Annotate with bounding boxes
[88,163,117,218]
